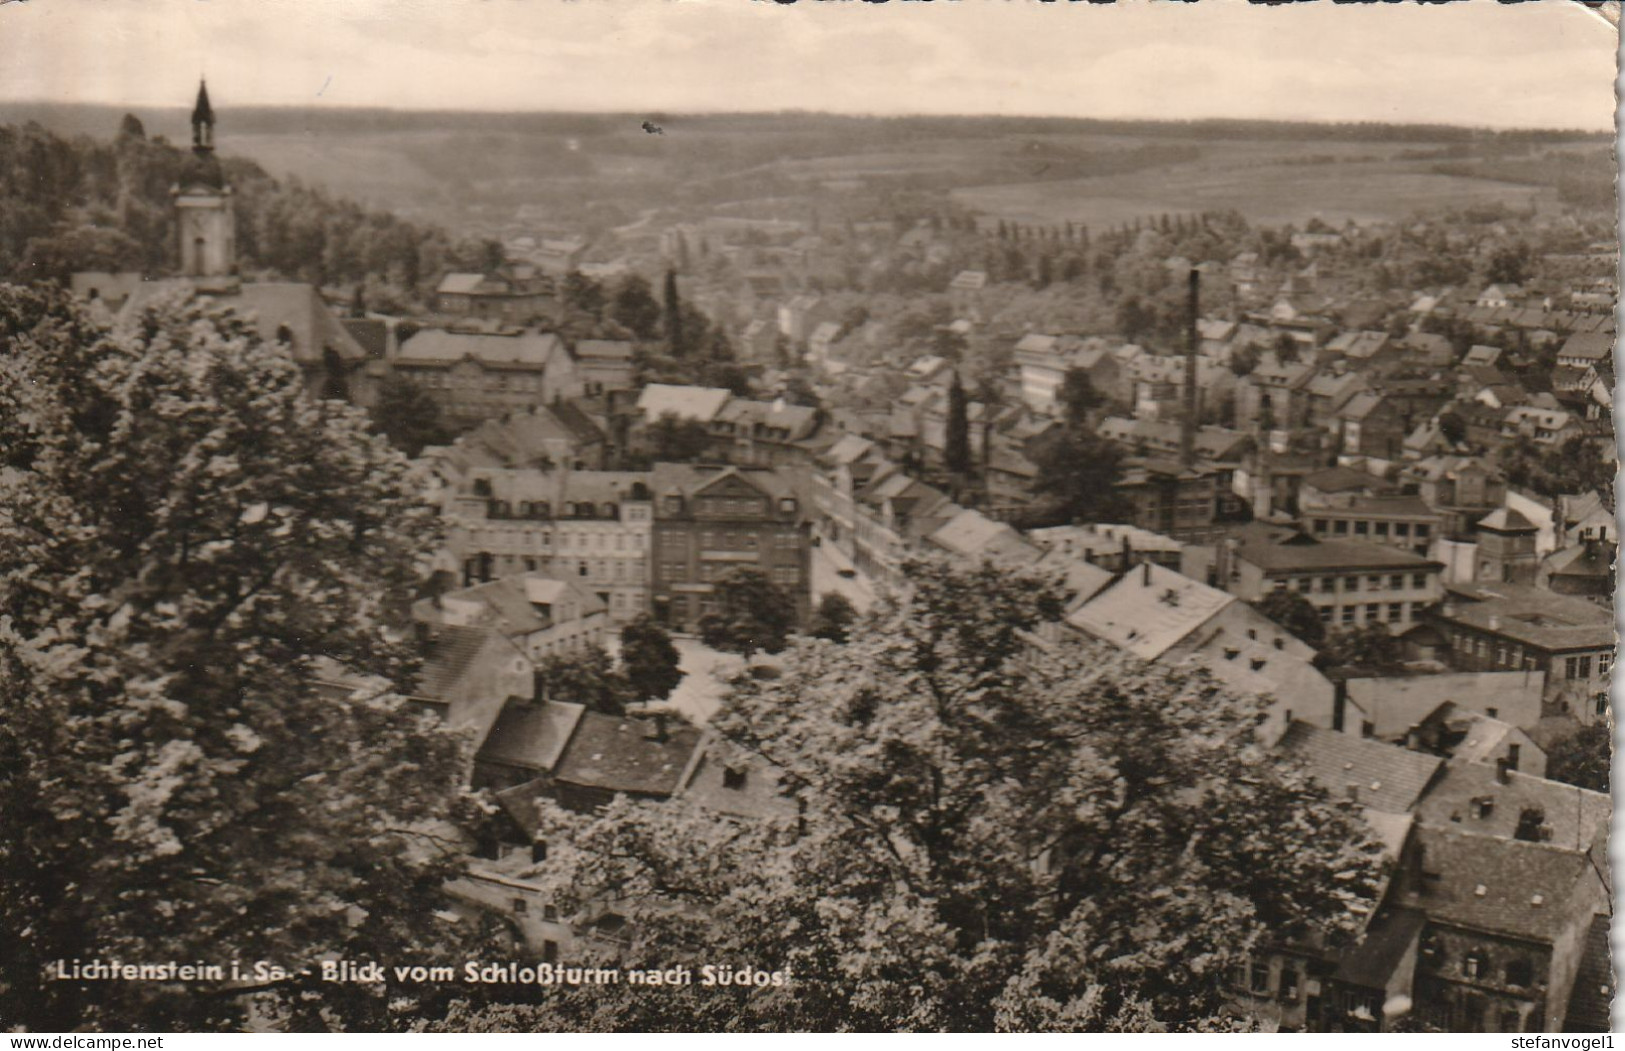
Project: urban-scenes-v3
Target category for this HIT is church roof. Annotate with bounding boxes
[192,80,215,126]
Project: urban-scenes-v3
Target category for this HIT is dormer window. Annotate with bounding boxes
[722,766,747,790]
[779,497,797,514]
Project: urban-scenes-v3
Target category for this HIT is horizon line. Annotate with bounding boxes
[0,99,1610,137]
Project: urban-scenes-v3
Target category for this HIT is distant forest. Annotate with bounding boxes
[0,114,500,292]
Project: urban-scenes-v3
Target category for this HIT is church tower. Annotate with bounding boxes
[173,81,236,279]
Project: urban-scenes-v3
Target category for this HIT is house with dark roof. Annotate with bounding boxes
[1384,827,1610,1032]
[550,711,704,813]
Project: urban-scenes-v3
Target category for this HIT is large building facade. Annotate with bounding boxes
[648,465,813,633]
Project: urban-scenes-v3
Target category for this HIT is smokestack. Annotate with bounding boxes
[1181,268,1200,470]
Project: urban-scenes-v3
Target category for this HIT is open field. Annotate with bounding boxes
[3,103,1607,232]
[952,158,1557,229]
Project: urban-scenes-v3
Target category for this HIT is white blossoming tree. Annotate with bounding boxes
[0,285,498,1031]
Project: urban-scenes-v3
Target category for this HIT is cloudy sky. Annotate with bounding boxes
[0,0,1616,130]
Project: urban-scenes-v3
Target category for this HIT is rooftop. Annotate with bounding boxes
[1399,825,1600,943]
[1436,583,1614,653]
[1065,562,1234,662]
[1228,523,1440,573]
[1278,720,1443,815]
[552,712,703,798]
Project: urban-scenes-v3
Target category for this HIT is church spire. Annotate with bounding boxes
[191,80,215,155]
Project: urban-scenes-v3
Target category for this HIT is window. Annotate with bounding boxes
[1412,573,1428,588]
[1365,603,1380,623]
[1354,520,1369,536]
[543,904,559,922]
[1367,575,1383,591]
[1280,967,1300,1002]
[1599,652,1611,676]
[531,839,548,863]
[1389,574,1404,590]
[1375,521,1390,537]
[1249,960,1271,995]
[1345,576,1360,592]
[1333,520,1349,536]
[1415,524,1430,538]
[543,940,559,964]
[1395,522,1411,538]
[722,766,748,790]
[1464,953,1483,979]
[1320,576,1336,593]
[1566,655,1594,680]
[512,898,528,915]
[1387,602,1404,623]
[1341,605,1356,626]
[1313,519,1329,534]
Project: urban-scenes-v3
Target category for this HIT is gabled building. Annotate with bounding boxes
[392,327,582,430]
[648,465,812,632]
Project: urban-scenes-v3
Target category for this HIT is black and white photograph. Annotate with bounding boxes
[0,0,1618,1036]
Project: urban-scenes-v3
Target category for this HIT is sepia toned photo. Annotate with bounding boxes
[0,0,1617,1036]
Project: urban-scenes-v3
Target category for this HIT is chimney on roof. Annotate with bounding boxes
[647,712,669,743]
[1180,268,1199,469]
[1121,533,1132,570]
[1142,560,1152,587]
[1495,757,1511,784]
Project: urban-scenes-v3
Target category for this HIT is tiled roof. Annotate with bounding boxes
[1559,332,1613,361]
[552,712,703,797]
[1413,759,1611,850]
[928,509,1041,564]
[1277,721,1443,814]
[1065,562,1234,661]
[677,735,795,822]
[1563,914,1614,1032]
[478,700,586,774]
[398,328,567,367]
[1400,825,1599,942]
[637,383,733,423]
[1435,583,1613,652]
[1228,523,1439,573]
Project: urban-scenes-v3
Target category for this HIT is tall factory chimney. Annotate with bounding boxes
[1180,267,1200,469]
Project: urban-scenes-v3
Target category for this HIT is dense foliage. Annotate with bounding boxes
[0,287,496,1031]
[433,558,1382,1031]
[0,118,497,297]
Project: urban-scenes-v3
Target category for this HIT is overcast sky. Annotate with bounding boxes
[0,0,1616,130]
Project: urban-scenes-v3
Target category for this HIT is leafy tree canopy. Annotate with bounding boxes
[698,567,795,658]
[0,286,495,1031]
[440,558,1380,1031]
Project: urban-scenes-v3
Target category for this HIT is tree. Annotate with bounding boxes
[561,270,606,319]
[117,112,147,141]
[441,558,1381,1031]
[1022,427,1135,529]
[698,567,794,658]
[1229,342,1260,378]
[1436,409,1467,447]
[809,591,858,644]
[1273,332,1300,365]
[371,372,452,457]
[533,646,632,716]
[1057,368,1105,431]
[944,370,972,476]
[1544,723,1610,793]
[662,268,685,358]
[619,615,684,703]
[1253,590,1326,648]
[1319,622,1405,671]
[644,412,712,464]
[609,274,662,340]
[0,286,494,1031]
